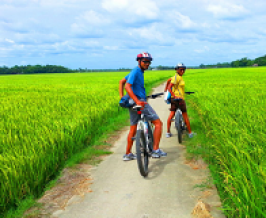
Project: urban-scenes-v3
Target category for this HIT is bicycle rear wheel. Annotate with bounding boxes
[136,129,149,177]
[175,111,182,144]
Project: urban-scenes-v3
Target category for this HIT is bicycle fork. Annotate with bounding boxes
[137,117,151,155]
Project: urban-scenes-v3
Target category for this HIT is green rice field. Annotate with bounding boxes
[0,67,265,217]
[185,67,266,217]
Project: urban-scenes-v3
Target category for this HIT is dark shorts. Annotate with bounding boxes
[170,99,187,112]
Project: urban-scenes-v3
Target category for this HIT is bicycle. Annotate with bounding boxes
[132,92,163,177]
[173,92,194,144]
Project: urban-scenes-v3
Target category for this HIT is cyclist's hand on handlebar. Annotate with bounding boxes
[136,100,147,107]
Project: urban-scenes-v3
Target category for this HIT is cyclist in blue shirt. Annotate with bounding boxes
[119,52,167,161]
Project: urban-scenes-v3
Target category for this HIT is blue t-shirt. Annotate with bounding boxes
[125,66,146,101]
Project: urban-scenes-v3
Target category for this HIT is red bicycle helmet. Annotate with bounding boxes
[136,52,153,61]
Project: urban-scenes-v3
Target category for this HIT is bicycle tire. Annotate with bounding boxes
[175,111,182,144]
[136,129,149,177]
[147,122,154,152]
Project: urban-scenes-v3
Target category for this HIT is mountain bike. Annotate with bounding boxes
[132,92,163,177]
[173,92,194,144]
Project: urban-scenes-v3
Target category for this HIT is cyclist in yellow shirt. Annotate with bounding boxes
[165,63,195,138]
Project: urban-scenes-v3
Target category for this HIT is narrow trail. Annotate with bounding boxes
[47,83,225,218]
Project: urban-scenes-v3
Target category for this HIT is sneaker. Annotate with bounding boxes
[166,132,172,138]
[123,153,136,161]
[152,149,167,158]
[188,132,197,138]
[151,152,160,158]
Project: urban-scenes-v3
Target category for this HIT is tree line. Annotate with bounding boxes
[0,65,73,75]
[0,65,134,75]
[1,54,266,75]
[199,54,266,69]
[76,67,132,72]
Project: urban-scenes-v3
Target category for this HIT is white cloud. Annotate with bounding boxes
[207,3,248,19]
[38,0,88,8]
[13,32,61,45]
[103,45,120,50]
[170,12,196,29]
[71,10,110,38]
[126,24,175,46]
[76,10,110,25]
[5,38,15,43]
[194,46,210,53]
[71,23,105,38]
[134,2,159,19]
[101,0,129,11]
[102,0,159,19]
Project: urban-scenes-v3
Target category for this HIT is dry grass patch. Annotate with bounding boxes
[192,200,213,218]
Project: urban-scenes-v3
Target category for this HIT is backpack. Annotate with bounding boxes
[164,88,172,104]
[119,94,136,108]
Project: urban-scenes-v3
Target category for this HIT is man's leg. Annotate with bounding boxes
[167,111,175,133]
[182,112,192,134]
[179,100,192,134]
[141,103,166,157]
[151,119,163,151]
[126,124,137,154]
[167,99,177,134]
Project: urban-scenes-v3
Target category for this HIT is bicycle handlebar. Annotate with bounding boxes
[146,92,164,99]
[132,92,164,111]
[144,91,194,100]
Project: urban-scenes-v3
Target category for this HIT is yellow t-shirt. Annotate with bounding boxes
[171,74,185,99]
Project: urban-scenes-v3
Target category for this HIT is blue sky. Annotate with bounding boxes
[1,0,266,69]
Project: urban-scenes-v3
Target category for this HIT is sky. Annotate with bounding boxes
[0,0,266,69]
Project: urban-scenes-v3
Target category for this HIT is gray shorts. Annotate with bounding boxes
[129,103,159,125]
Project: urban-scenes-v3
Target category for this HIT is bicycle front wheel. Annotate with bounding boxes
[175,111,182,144]
[136,129,149,177]
[147,122,154,152]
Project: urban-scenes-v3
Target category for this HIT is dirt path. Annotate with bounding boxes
[31,83,225,218]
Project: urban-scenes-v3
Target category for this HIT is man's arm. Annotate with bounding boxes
[125,83,146,107]
[168,83,183,100]
[119,78,127,98]
[164,78,172,92]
